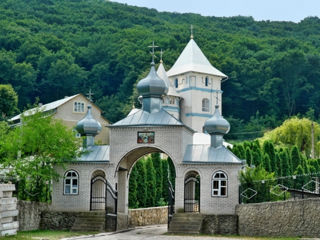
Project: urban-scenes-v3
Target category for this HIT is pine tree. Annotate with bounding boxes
[275,152,281,177]
[294,164,305,190]
[290,146,301,172]
[245,147,253,166]
[263,154,272,172]
[151,153,163,205]
[145,156,156,207]
[129,164,138,208]
[161,159,169,202]
[135,160,147,207]
[280,151,291,177]
[263,141,276,172]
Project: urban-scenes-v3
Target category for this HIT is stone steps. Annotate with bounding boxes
[71,212,105,232]
[168,213,203,234]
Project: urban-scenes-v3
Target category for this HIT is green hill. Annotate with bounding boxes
[1,0,320,137]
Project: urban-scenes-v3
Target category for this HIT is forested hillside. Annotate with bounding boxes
[1,0,320,139]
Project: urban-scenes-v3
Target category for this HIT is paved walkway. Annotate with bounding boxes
[62,225,245,240]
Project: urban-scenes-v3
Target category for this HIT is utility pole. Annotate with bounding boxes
[311,121,315,159]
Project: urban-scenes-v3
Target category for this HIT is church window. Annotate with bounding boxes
[202,98,209,112]
[170,97,175,104]
[205,77,209,86]
[74,102,85,113]
[212,171,228,197]
[175,78,178,88]
[64,170,79,195]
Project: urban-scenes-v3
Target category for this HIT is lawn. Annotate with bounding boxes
[0,230,98,240]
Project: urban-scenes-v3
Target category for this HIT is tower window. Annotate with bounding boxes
[175,78,178,88]
[205,77,209,86]
[212,171,228,197]
[202,98,209,112]
[64,170,79,195]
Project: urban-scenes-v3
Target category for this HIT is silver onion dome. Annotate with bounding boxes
[76,105,102,136]
[137,63,168,97]
[204,105,230,135]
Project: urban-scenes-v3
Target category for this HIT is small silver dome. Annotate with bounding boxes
[204,105,230,135]
[76,105,102,136]
[137,63,168,97]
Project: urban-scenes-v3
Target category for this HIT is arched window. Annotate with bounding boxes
[202,98,209,112]
[212,171,228,197]
[64,170,79,195]
[175,78,178,88]
[205,77,209,86]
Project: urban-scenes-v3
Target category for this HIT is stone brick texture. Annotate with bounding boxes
[18,200,49,231]
[129,206,168,226]
[236,198,320,238]
[201,215,238,235]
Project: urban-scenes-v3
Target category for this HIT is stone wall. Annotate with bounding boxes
[18,201,49,231]
[201,215,238,235]
[128,206,168,226]
[0,184,19,236]
[236,198,320,238]
[40,211,77,230]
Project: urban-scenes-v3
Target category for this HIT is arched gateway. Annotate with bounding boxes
[51,37,244,231]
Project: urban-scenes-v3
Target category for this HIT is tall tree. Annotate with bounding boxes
[135,160,147,207]
[2,111,80,201]
[129,164,138,208]
[0,84,18,120]
[145,157,156,207]
[151,153,163,205]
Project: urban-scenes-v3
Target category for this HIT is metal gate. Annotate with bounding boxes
[90,175,117,231]
[168,179,175,227]
[90,175,106,211]
[106,181,117,231]
[184,176,200,212]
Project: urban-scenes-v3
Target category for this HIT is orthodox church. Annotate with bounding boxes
[51,34,244,231]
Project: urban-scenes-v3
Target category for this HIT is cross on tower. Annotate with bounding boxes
[87,88,94,102]
[190,24,194,39]
[160,49,164,63]
[148,41,158,64]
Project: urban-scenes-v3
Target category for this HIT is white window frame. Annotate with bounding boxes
[202,98,210,112]
[212,171,228,197]
[74,101,85,113]
[64,170,79,195]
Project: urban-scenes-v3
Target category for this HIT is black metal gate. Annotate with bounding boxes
[106,181,117,232]
[90,175,117,231]
[90,175,106,211]
[184,176,200,212]
[167,179,175,227]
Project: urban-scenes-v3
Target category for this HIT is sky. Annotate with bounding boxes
[112,0,319,22]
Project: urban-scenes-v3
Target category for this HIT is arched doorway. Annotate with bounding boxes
[115,146,176,230]
[90,170,106,211]
[184,171,200,212]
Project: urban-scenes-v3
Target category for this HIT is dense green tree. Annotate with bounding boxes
[2,111,80,201]
[135,160,147,207]
[279,151,291,177]
[145,157,156,207]
[263,154,272,172]
[0,84,18,120]
[151,153,163,205]
[245,147,253,166]
[263,140,277,172]
[129,164,138,208]
[290,146,301,172]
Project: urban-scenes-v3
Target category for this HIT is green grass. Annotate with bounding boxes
[0,230,98,240]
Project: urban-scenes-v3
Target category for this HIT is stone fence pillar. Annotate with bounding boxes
[0,184,19,236]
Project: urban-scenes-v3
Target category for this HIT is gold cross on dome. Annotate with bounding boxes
[87,88,94,102]
[160,49,164,63]
[148,41,158,64]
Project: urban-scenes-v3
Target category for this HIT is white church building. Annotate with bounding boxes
[51,34,244,231]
